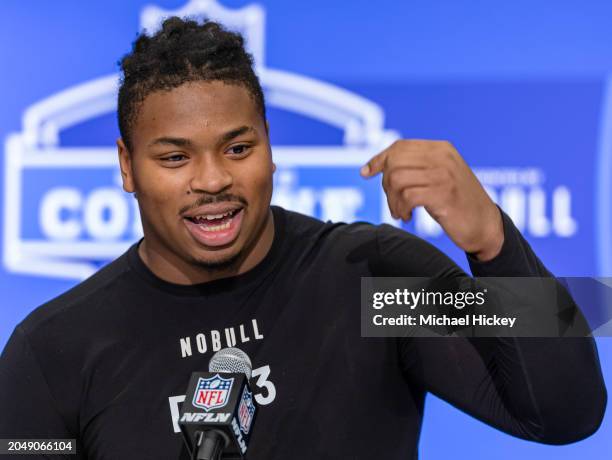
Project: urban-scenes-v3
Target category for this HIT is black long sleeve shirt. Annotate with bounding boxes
[0,206,606,459]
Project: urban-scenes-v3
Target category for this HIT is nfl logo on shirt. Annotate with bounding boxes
[192,374,234,411]
[238,386,256,434]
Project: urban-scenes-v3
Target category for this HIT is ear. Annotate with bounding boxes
[117,138,136,193]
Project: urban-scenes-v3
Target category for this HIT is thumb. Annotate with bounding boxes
[360,151,386,178]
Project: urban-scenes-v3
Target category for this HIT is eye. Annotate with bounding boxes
[226,144,251,157]
[160,153,188,163]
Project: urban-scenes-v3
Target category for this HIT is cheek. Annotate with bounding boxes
[243,168,273,202]
[133,167,188,207]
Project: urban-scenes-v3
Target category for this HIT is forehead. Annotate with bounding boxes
[132,81,262,145]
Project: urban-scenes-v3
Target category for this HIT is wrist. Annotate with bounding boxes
[472,205,504,262]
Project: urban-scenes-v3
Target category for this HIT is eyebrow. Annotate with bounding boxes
[148,126,255,149]
[220,125,255,143]
[148,137,193,148]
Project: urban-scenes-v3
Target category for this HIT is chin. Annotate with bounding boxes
[187,250,242,271]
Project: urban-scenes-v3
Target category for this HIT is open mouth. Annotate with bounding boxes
[185,208,241,231]
[183,208,244,247]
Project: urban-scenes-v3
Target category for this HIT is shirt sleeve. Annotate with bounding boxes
[375,207,607,444]
[0,326,83,459]
[466,206,552,277]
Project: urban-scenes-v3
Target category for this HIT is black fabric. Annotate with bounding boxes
[0,205,606,459]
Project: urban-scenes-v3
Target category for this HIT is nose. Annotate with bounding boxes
[189,155,233,194]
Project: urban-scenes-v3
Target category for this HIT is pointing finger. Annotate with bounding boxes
[360,150,387,178]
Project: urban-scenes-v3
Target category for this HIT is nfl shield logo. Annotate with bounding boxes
[238,386,256,434]
[193,374,234,411]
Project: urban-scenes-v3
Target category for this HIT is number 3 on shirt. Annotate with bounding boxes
[251,365,276,405]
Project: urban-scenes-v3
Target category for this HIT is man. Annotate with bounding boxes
[0,17,606,459]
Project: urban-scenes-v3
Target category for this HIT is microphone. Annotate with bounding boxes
[179,348,258,460]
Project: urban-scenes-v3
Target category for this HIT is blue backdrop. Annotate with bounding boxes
[1,0,611,458]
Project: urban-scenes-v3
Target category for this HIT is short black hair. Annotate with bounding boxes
[117,17,266,151]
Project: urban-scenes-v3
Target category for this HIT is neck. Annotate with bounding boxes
[138,208,275,285]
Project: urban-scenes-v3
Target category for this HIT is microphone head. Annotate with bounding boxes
[209,347,253,379]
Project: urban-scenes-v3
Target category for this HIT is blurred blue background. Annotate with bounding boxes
[1,0,611,458]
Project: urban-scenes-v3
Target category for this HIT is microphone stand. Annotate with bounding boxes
[192,430,227,460]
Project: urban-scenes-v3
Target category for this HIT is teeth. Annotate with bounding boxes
[190,211,237,231]
[193,210,235,220]
[199,220,232,232]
